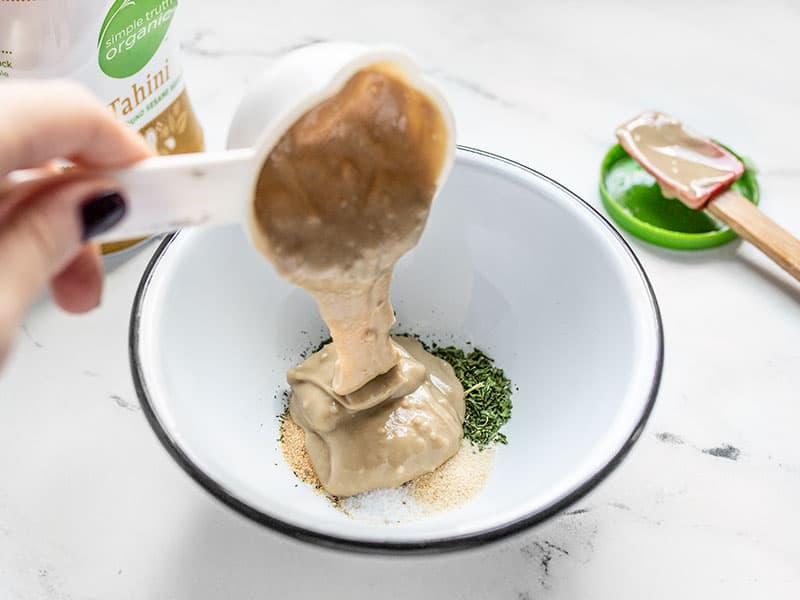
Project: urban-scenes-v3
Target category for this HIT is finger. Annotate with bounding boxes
[0,80,153,175]
[0,164,77,222]
[50,243,103,314]
[0,178,124,335]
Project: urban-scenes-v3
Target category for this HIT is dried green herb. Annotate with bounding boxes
[299,337,333,359]
[313,337,333,352]
[276,389,291,443]
[432,346,513,449]
[292,333,512,449]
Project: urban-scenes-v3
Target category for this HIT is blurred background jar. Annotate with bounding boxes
[0,0,204,254]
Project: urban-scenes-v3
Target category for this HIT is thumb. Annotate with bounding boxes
[0,178,125,333]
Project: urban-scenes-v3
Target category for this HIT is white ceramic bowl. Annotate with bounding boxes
[130,147,663,553]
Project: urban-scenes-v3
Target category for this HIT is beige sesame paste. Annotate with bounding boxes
[251,66,464,496]
[616,111,743,209]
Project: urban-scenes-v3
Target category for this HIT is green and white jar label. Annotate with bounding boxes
[0,0,198,148]
[98,0,177,79]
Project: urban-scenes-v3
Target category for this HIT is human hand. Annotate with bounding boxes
[0,80,153,365]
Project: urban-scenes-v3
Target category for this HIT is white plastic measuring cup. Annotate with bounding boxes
[4,43,456,246]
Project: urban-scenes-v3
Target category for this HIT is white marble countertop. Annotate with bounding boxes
[2,1,799,598]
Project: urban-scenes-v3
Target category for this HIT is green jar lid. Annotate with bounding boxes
[599,143,760,250]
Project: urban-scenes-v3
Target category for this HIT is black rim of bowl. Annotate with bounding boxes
[129,145,664,555]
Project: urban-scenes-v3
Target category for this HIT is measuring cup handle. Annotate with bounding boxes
[2,149,255,243]
[93,148,255,243]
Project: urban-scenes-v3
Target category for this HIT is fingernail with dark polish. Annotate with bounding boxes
[81,192,126,240]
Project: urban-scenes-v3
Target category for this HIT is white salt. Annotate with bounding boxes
[339,485,423,523]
